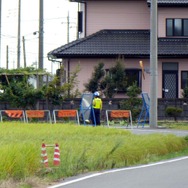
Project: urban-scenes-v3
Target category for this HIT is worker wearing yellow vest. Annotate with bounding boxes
[92,91,102,125]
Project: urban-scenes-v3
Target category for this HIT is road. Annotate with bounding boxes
[49,156,188,188]
[130,127,188,137]
[48,128,188,188]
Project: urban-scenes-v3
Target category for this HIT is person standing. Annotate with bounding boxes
[92,91,102,125]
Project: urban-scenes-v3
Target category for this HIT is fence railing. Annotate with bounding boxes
[1,98,188,121]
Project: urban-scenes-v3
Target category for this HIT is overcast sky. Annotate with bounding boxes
[1,0,78,73]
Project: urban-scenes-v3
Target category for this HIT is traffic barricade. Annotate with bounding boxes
[53,109,80,124]
[0,110,25,122]
[106,110,133,128]
[25,110,52,123]
[41,143,60,168]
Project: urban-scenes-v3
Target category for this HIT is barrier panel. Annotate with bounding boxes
[106,110,132,128]
[53,110,80,124]
[79,93,96,126]
[0,110,25,122]
[25,110,52,123]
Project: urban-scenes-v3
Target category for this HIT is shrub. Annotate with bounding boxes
[182,87,188,98]
[165,106,183,121]
[119,82,142,120]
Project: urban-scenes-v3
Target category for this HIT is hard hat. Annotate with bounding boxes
[94,91,99,96]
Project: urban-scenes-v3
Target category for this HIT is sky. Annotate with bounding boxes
[1,0,78,73]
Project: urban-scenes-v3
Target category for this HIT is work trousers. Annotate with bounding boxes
[93,108,101,125]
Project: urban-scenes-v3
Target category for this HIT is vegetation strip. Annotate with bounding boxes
[0,122,188,188]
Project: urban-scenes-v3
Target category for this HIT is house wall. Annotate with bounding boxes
[66,58,188,99]
[84,1,188,38]
[86,0,150,36]
[67,58,152,97]
[158,7,188,37]
[67,1,188,99]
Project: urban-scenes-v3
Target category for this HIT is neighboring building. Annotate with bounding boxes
[48,0,188,99]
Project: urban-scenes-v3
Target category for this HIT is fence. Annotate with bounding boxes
[1,98,188,122]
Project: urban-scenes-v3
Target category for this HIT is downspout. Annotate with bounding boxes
[68,59,70,98]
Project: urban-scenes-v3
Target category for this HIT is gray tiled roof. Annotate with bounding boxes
[48,30,188,59]
[147,0,188,6]
[70,0,188,6]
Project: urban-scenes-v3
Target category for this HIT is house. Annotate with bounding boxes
[48,0,188,99]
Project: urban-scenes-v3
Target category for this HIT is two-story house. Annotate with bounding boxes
[48,0,188,99]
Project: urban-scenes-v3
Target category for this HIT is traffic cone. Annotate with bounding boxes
[53,143,60,166]
[41,143,48,167]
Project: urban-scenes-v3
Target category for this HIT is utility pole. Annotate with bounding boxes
[0,0,2,67]
[150,0,158,128]
[17,0,21,68]
[67,11,70,43]
[39,0,44,70]
[6,45,9,69]
[22,36,26,68]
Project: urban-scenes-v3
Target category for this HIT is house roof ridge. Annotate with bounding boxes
[48,29,188,59]
[48,29,150,57]
[48,30,107,56]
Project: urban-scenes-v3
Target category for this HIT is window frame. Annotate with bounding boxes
[181,71,188,89]
[124,69,142,88]
[166,18,188,37]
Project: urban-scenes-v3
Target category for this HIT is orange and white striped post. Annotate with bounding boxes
[41,143,48,167]
[53,143,60,166]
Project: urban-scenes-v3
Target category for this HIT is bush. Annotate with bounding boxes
[182,87,188,98]
[119,82,142,120]
[165,106,183,121]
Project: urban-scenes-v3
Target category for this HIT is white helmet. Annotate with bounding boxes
[94,91,99,96]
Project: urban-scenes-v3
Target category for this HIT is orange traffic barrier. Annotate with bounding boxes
[53,110,79,124]
[26,110,45,118]
[53,143,60,166]
[57,110,77,118]
[41,143,48,167]
[110,110,130,118]
[5,110,23,118]
[106,110,133,128]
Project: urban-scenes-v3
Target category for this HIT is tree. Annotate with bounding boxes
[42,64,81,105]
[84,62,105,93]
[0,66,81,108]
[101,58,127,98]
[85,58,128,98]
[0,67,45,109]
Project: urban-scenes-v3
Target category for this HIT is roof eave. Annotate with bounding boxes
[50,54,188,59]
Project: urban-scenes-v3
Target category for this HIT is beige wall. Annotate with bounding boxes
[66,58,151,96]
[84,1,188,38]
[86,0,150,36]
[158,7,188,37]
[64,58,188,98]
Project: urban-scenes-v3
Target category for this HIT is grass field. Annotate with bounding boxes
[0,122,188,188]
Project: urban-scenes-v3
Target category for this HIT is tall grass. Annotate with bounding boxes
[0,122,187,183]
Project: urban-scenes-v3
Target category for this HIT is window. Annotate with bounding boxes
[125,69,142,88]
[104,68,142,91]
[181,71,188,89]
[166,19,188,36]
